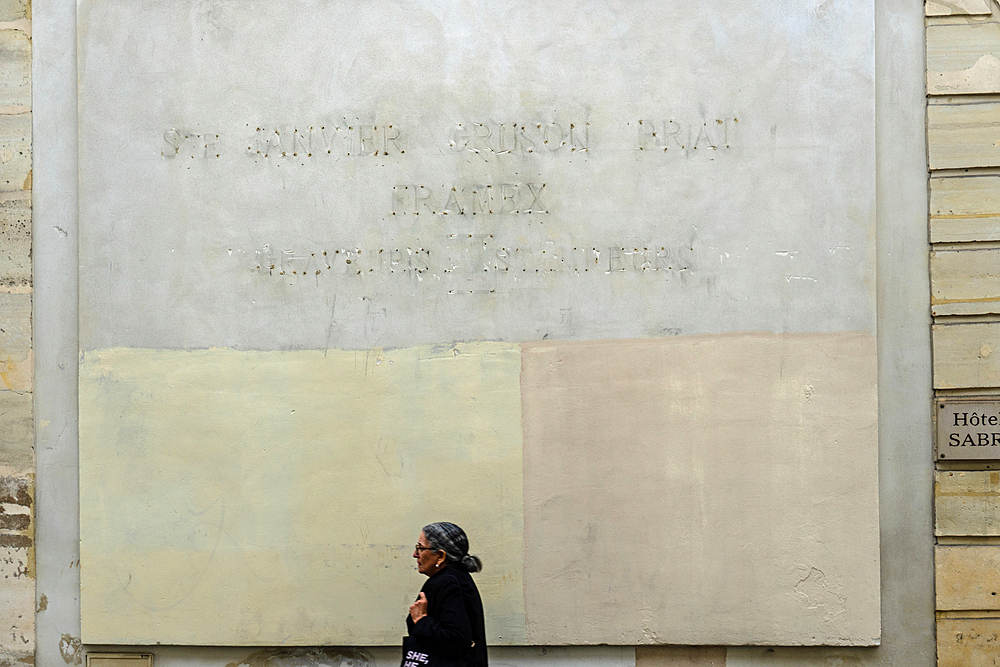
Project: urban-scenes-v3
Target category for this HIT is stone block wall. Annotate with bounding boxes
[0,0,32,665]
[927,1,1000,664]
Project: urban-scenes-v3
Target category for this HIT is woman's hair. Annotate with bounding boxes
[422,522,483,573]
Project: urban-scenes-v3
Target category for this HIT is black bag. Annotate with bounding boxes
[401,573,475,667]
[400,635,469,667]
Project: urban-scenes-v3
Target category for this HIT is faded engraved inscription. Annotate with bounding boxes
[161,120,406,159]
[249,123,404,158]
[162,129,221,159]
[449,121,589,154]
[161,109,742,291]
[160,111,740,159]
[391,183,547,216]
[636,117,738,151]
[248,242,695,278]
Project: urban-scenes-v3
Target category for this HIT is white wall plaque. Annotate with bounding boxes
[937,401,1000,460]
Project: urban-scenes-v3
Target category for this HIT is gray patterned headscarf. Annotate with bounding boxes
[422,522,483,573]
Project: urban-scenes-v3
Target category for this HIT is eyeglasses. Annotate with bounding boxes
[414,544,439,553]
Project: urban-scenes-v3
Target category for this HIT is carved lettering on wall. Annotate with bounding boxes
[161,128,222,158]
[247,242,695,278]
[248,123,404,158]
[160,113,742,161]
[391,183,547,215]
[635,116,738,151]
[449,122,589,154]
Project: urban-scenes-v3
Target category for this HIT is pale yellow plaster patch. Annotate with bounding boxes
[79,344,525,645]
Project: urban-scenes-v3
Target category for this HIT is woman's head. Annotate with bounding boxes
[420,522,483,573]
[413,530,447,576]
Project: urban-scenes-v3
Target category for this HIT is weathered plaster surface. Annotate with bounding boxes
[87,645,636,667]
[79,344,525,645]
[34,0,83,665]
[521,332,879,645]
[78,0,875,352]
[77,332,882,647]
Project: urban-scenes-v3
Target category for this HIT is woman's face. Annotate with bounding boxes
[414,531,445,576]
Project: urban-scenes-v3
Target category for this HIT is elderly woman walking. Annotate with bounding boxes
[404,522,487,667]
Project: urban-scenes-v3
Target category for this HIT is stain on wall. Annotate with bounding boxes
[58,634,82,665]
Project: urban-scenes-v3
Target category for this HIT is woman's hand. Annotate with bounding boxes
[409,592,428,622]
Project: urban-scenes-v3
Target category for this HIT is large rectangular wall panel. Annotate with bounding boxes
[78,0,876,352]
[80,344,525,645]
[78,0,878,646]
[521,333,879,645]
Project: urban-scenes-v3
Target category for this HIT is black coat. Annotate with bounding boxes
[406,566,488,667]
